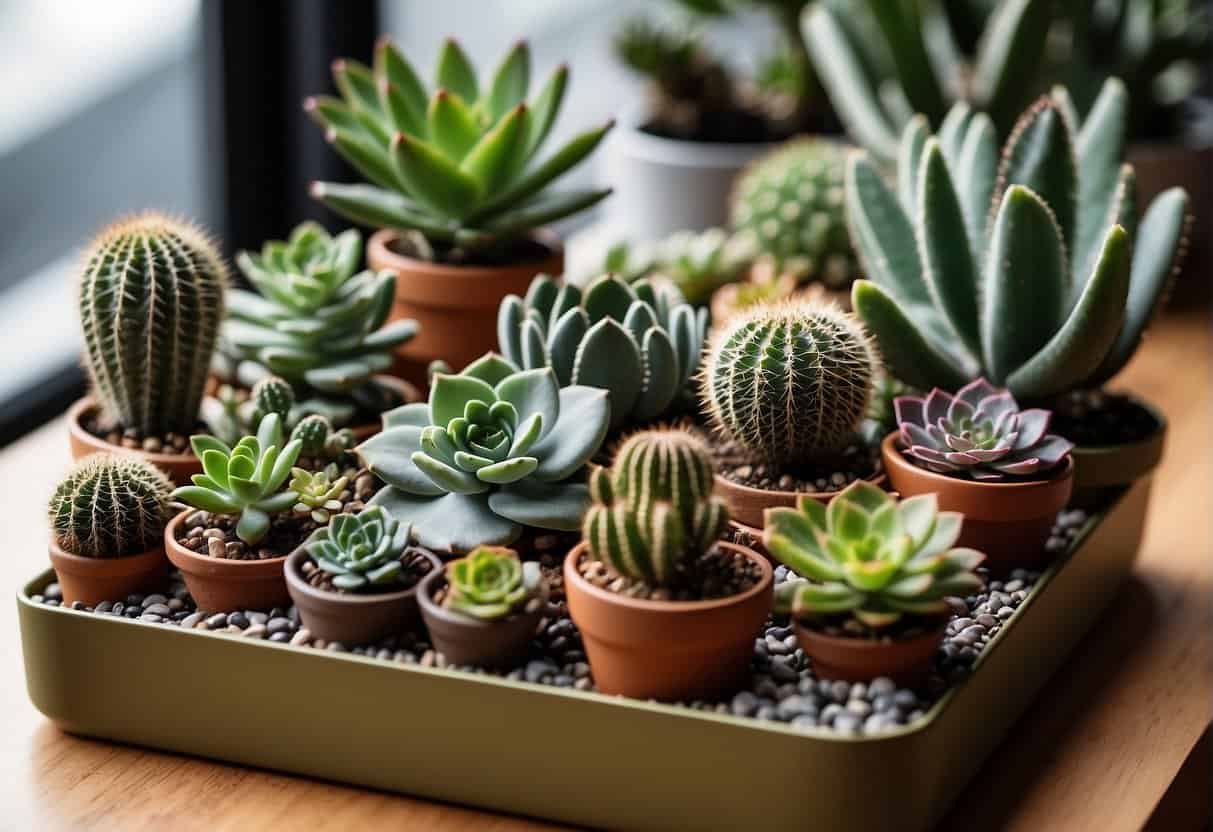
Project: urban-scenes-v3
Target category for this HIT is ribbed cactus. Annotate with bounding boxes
[79,214,227,436]
[291,414,333,458]
[48,454,172,557]
[582,429,729,586]
[251,376,295,425]
[702,300,876,465]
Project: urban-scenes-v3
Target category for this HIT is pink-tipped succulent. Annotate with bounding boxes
[894,379,1073,481]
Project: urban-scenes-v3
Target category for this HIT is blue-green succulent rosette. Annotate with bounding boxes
[357,353,610,553]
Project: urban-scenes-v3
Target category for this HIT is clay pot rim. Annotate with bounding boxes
[68,396,200,468]
[713,469,888,505]
[563,540,773,615]
[367,228,564,277]
[164,510,290,573]
[415,567,548,631]
[1068,393,1166,454]
[283,546,439,608]
[880,432,1075,494]
[794,616,948,651]
[48,537,164,571]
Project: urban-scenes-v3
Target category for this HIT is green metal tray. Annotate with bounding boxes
[18,478,1153,832]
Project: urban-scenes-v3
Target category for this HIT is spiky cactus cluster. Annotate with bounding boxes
[48,455,173,557]
[702,300,876,465]
[730,139,856,289]
[79,214,227,436]
[583,429,729,587]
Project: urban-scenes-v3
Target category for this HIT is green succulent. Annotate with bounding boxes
[49,455,172,558]
[444,545,543,620]
[250,376,295,425]
[849,80,1192,400]
[290,468,349,524]
[304,506,411,591]
[764,482,984,628]
[498,274,708,430]
[171,414,303,544]
[597,229,756,306]
[306,38,613,258]
[359,354,610,553]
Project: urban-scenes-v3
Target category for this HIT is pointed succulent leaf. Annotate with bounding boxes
[956,113,998,253]
[997,100,1078,258]
[430,373,496,428]
[486,40,530,121]
[918,140,981,355]
[570,319,642,427]
[494,368,560,442]
[460,104,529,193]
[375,39,428,135]
[474,120,613,217]
[631,329,679,424]
[525,63,568,156]
[391,133,480,218]
[971,0,1052,132]
[897,115,930,216]
[426,90,480,160]
[357,426,444,495]
[530,386,610,482]
[434,39,479,105]
[1074,79,1129,286]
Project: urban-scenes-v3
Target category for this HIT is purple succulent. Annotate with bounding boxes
[894,378,1074,481]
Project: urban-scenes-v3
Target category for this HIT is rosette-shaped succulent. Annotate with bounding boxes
[894,379,1073,481]
[359,354,610,553]
[444,546,543,620]
[290,468,349,524]
[764,482,985,628]
[498,274,708,430]
[304,506,411,590]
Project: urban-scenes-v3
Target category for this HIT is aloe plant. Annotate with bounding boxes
[307,38,613,258]
[849,80,1191,400]
[444,546,543,620]
[358,353,610,553]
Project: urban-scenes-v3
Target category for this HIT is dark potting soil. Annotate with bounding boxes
[639,111,790,145]
[709,435,883,493]
[84,413,195,456]
[1051,390,1160,447]
[302,547,436,595]
[575,543,762,601]
[388,232,554,268]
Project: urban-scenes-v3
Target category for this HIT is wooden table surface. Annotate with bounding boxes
[2,304,1209,831]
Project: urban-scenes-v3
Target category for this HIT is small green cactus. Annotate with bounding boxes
[582,428,729,587]
[78,213,227,436]
[701,299,876,465]
[251,376,295,425]
[291,414,333,458]
[444,545,543,620]
[304,506,411,591]
[48,455,173,557]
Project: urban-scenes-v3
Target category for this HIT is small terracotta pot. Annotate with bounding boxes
[47,539,168,607]
[880,433,1074,571]
[795,619,946,686]
[283,547,440,645]
[714,470,888,530]
[164,511,291,612]
[563,541,773,702]
[67,396,202,486]
[367,229,564,386]
[416,569,546,669]
[1070,395,1166,507]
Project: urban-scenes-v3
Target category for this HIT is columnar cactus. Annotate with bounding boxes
[582,429,728,586]
[79,214,227,436]
[48,455,172,557]
[701,300,876,464]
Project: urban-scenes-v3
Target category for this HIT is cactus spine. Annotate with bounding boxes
[48,454,172,557]
[583,429,728,586]
[702,300,876,465]
[251,376,295,425]
[291,414,333,458]
[78,214,227,436]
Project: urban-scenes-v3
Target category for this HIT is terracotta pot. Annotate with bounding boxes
[880,433,1074,571]
[47,539,168,607]
[67,396,202,486]
[164,511,291,612]
[714,470,888,530]
[1070,395,1166,507]
[283,547,440,646]
[367,229,563,386]
[563,541,773,702]
[795,619,946,686]
[416,569,545,669]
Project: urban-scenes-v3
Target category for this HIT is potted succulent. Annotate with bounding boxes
[598,227,757,307]
[47,455,173,606]
[565,428,772,701]
[306,37,614,384]
[884,379,1074,570]
[701,298,881,530]
[358,353,610,554]
[846,81,1191,498]
[497,273,707,431]
[69,213,227,484]
[207,221,420,437]
[417,545,547,668]
[763,482,985,684]
[284,506,440,645]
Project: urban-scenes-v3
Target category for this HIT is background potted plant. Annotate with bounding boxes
[306,37,614,384]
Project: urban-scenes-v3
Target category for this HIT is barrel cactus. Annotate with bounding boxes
[291,414,334,458]
[304,505,411,590]
[730,138,857,289]
[444,546,543,620]
[48,455,173,557]
[78,213,227,436]
[498,274,708,430]
[583,429,729,587]
[702,299,876,465]
[251,376,295,425]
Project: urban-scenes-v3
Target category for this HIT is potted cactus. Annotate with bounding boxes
[306,38,614,384]
[763,482,985,684]
[47,455,173,606]
[564,428,772,701]
[701,299,881,530]
[417,545,547,668]
[884,379,1074,570]
[846,81,1191,496]
[284,506,440,645]
[497,273,707,431]
[357,353,610,554]
[69,214,228,484]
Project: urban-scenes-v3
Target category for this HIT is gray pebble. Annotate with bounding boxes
[790,714,819,730]
[206,613,228,629]
[140,594,168,609]
[524,660,557,683]
[997,606,1015,620]
[246,611,268,626]
[776,696,817,720]
[268,632,291,643]
[845,699,872,717]
[289,628,312,646]
[975,613,998,628]
[833,712,861,735]
[139,613,162,623]
[267,617,293,635]
[228,611,249,629]
[180,612,203,629]
[868,677,896,697]
[893,690,919,710]
[96,601,113,613]
[829,680,850,703]
[242,624,267,639]
[755,705,778,721]
[864,714,888,733]
[769,658,799,683]
[144,603,172,617]
[730,691,759,717]
[849,682,867,701]
[820,703,843,724]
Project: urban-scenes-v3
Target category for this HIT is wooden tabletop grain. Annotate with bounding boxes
[2,304,1209,832]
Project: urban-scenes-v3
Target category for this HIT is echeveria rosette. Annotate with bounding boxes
[763,482,986,629]
[358,353,610,553]
[304,506,411,591]
[444,546,543,621]
[895,379,1074,481]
